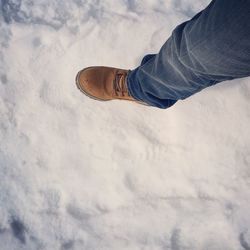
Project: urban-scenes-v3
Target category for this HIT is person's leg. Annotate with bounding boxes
[127,0,250,109]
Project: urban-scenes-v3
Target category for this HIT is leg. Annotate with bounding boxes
[127,0,250,109]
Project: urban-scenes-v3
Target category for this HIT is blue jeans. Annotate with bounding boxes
[127,0,250,109]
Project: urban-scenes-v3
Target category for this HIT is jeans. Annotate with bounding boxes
[127,0,250,109]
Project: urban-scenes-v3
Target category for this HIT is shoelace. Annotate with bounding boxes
[113,71,131,97]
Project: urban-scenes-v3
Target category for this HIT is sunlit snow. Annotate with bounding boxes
[1,0,250,249]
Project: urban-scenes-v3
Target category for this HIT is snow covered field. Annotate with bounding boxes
[1,0,250,249]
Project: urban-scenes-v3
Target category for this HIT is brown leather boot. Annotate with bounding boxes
[75,66,146,105]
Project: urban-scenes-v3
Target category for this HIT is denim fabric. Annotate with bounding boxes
[127,0,250,109]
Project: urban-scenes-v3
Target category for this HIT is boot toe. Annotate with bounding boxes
[76,67,108,101]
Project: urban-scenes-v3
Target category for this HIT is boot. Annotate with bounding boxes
[75,66,146,105]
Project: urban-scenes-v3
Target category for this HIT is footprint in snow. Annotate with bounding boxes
[10,218,26,244]
[239,231,250,250]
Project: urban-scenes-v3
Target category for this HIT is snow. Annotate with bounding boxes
[1,0,250,249]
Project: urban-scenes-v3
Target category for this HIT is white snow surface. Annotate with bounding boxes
[1,0,250,249]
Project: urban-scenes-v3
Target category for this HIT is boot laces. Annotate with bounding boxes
[113,71,131,97]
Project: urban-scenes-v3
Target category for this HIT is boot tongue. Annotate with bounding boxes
[113,71,129,97]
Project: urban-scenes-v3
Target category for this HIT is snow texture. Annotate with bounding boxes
[1,0,250,249]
